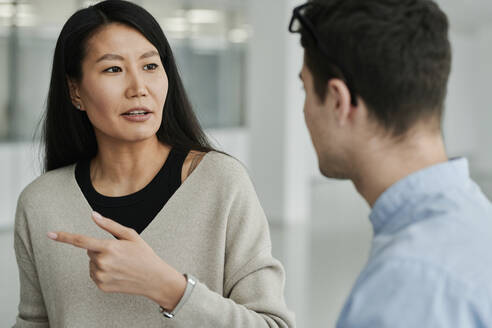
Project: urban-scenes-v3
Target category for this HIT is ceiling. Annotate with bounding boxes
[1,0,491,34]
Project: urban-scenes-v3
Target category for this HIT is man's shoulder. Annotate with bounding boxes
[372,205,492,290]
[338,254,492,327]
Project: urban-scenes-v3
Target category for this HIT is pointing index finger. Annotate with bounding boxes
[48,231,105,251]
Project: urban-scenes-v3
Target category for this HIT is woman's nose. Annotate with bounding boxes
[126,71,148,98]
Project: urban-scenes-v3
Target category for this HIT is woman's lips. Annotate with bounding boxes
[121,112,152,122]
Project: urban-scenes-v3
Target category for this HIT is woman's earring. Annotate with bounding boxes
[76,104,81,110]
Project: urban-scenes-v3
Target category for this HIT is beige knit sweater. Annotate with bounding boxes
[13,151,295,327]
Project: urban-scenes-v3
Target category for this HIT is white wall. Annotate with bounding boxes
[444,33,479,159]
[442,22,492,198]
[0,142,41,229]
[246,0,288,223]
[474,24,492,172]
[471,23,492,197]
[247,0,315,225]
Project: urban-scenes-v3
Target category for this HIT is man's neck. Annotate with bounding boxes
[351,132,448,207]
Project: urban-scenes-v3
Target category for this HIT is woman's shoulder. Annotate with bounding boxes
[193,151,260,205]
[199,151,251,183]
[18,163,76,206]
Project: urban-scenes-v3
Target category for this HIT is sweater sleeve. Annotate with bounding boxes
[13,196,49,328]
[167,159,296,327]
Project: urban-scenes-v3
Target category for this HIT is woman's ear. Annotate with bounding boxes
[66,77,83,110]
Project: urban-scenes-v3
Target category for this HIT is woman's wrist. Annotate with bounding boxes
[150,265,187,311]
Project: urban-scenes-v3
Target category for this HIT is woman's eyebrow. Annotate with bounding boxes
[95,50,159,63]
[140,50,159,59]
[96,53,124,63]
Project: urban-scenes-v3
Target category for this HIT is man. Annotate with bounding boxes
[289,0,492,326]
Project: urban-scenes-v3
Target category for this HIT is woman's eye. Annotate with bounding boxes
[144,63,158,71]
[104,66,122,73]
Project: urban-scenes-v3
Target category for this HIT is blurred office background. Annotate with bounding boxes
[1,0,491,327]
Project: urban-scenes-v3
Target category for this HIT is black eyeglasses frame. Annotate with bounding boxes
[289,2,358,106]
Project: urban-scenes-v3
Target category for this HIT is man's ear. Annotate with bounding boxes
[327,79,353,127]
[66,77,83,109]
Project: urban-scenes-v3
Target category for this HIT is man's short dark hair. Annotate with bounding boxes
[300,0,452,136]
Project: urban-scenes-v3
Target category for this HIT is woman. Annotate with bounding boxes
[13,1,294,327]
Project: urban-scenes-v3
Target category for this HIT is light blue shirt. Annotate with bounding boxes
[337,158,492,328]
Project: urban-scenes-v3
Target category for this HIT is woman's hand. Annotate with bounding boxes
[47,211,186,311]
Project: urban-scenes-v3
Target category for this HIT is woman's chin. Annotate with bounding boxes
[96,129,160,145]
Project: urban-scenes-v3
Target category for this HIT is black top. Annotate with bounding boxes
[75,148,189,234]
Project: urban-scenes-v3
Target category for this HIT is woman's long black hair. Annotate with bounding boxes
[40,0,217,172]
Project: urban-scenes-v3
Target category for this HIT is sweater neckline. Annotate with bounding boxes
[70,150,215,237]
[76,148,181,207]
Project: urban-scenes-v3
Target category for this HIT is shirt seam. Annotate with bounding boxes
[14,197,35,264]
[372,184,466,234]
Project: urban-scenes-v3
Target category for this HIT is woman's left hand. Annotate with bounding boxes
[47,211,186,310]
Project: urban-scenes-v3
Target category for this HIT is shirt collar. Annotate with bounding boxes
[369,158,470,234]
